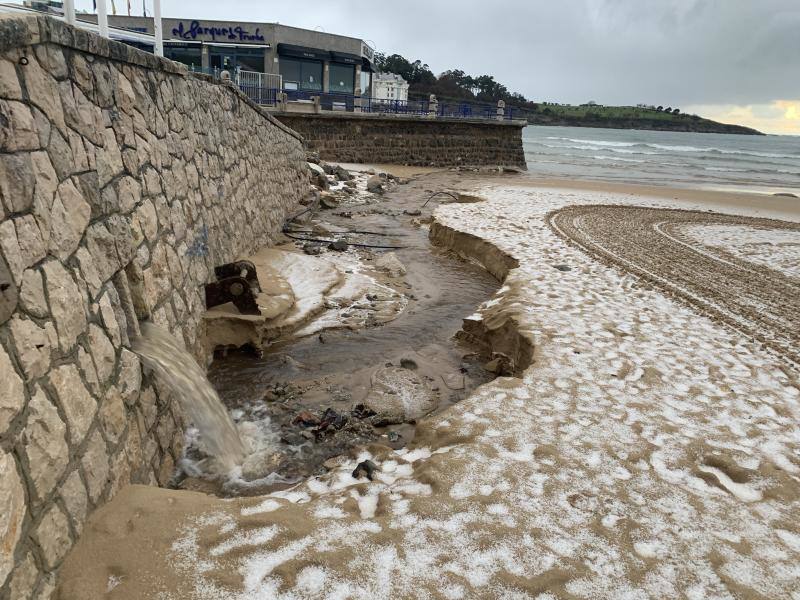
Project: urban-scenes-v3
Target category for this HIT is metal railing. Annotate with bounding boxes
[236,70,282,107]
[186,65,519,119]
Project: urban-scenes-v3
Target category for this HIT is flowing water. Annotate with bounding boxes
[523,125,800,195]
[133,322,246,472]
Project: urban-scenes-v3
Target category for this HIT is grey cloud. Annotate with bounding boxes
[100,0,800,106]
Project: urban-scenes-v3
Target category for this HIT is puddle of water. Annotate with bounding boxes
[185,173,499,495]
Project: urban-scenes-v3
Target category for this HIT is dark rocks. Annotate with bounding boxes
[351,404,377,419]
[303,243,323,256]
[399,358,418,370]
[404,209,422,216]
[352,459,378,481]
[314,408,348,436]
[366,175,384,193]
[553,264,572,272]
[334,165,353,181]
[329,240,348,252]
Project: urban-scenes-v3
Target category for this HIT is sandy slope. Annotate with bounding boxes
[57,179,800,599]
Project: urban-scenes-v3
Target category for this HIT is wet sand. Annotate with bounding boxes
[56,172,800,599]
[513,175,800,220]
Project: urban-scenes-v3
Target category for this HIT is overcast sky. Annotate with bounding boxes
[70,0,800,133]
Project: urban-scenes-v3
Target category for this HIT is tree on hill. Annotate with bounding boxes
[373,51,532,109]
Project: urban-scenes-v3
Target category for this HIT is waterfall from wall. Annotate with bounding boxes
[132,323,246,472]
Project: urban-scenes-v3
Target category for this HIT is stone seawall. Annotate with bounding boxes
[273,112,527,169]
[0,14,306,596]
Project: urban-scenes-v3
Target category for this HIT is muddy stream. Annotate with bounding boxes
[178,170,500,496]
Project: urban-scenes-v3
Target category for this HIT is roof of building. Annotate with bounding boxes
[374,72,409,84]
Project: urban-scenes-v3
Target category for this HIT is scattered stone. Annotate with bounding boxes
[553,264,572,272]
[387,431,401,443]
[366,175,384,193]
[303,243,323,256]
[293,410,321,428]
[241,450,284,481]
[400,358,418,370]
[375,253,407,277]
[334,165,353,181]
[329,240,349,252]
[317,408,348,431]
[351,404,377,419]
[361,366,437,426]
[404,209,422,216]
[307,162,325,177]
[352,459,378,481]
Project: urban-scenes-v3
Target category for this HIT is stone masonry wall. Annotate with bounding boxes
[274,112,527,169]
[0,15,306,598]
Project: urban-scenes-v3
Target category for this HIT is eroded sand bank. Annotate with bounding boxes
[57,174,800,599]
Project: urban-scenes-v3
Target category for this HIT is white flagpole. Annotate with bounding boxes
[63,0,76,25]
[153,0,164,57]
[97,0,109,38]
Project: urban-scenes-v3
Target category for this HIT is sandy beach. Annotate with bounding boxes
[52,169,800,599]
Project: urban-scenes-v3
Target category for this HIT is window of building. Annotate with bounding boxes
[164,45,202,69]
[279,58,323,91]
[329,63,355,94]
[209,46,265,72]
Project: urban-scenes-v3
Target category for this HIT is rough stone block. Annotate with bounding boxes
[35,503,71,570]
[42,260,86,351]
[0,343,24,435]
[9,315,50,379]
[23,386,68,502]
[0,450,25,588]
[59,469,88,536]
[48,363,97,445]
[48,178,91,261]
[19,267,48,318]
[81,429,110,503]
[0,153,35,214]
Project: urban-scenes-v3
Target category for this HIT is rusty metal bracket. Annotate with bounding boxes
[205,261,262,315]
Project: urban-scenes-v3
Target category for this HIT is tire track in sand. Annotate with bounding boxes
[547,205,800,367]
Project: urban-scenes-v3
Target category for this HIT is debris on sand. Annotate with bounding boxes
[352,459,378,480]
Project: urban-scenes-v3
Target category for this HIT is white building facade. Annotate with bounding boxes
[373,72,409,102]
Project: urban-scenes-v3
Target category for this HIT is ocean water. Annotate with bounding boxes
[523,125,800,195]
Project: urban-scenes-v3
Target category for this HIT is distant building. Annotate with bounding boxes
[40,10,376,95]
[373,72,409,102]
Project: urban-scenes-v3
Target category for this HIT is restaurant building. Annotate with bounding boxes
[77,15,375,95]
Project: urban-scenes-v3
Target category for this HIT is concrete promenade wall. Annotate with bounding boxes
[273,112,528,169]
[0,14,306,597]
